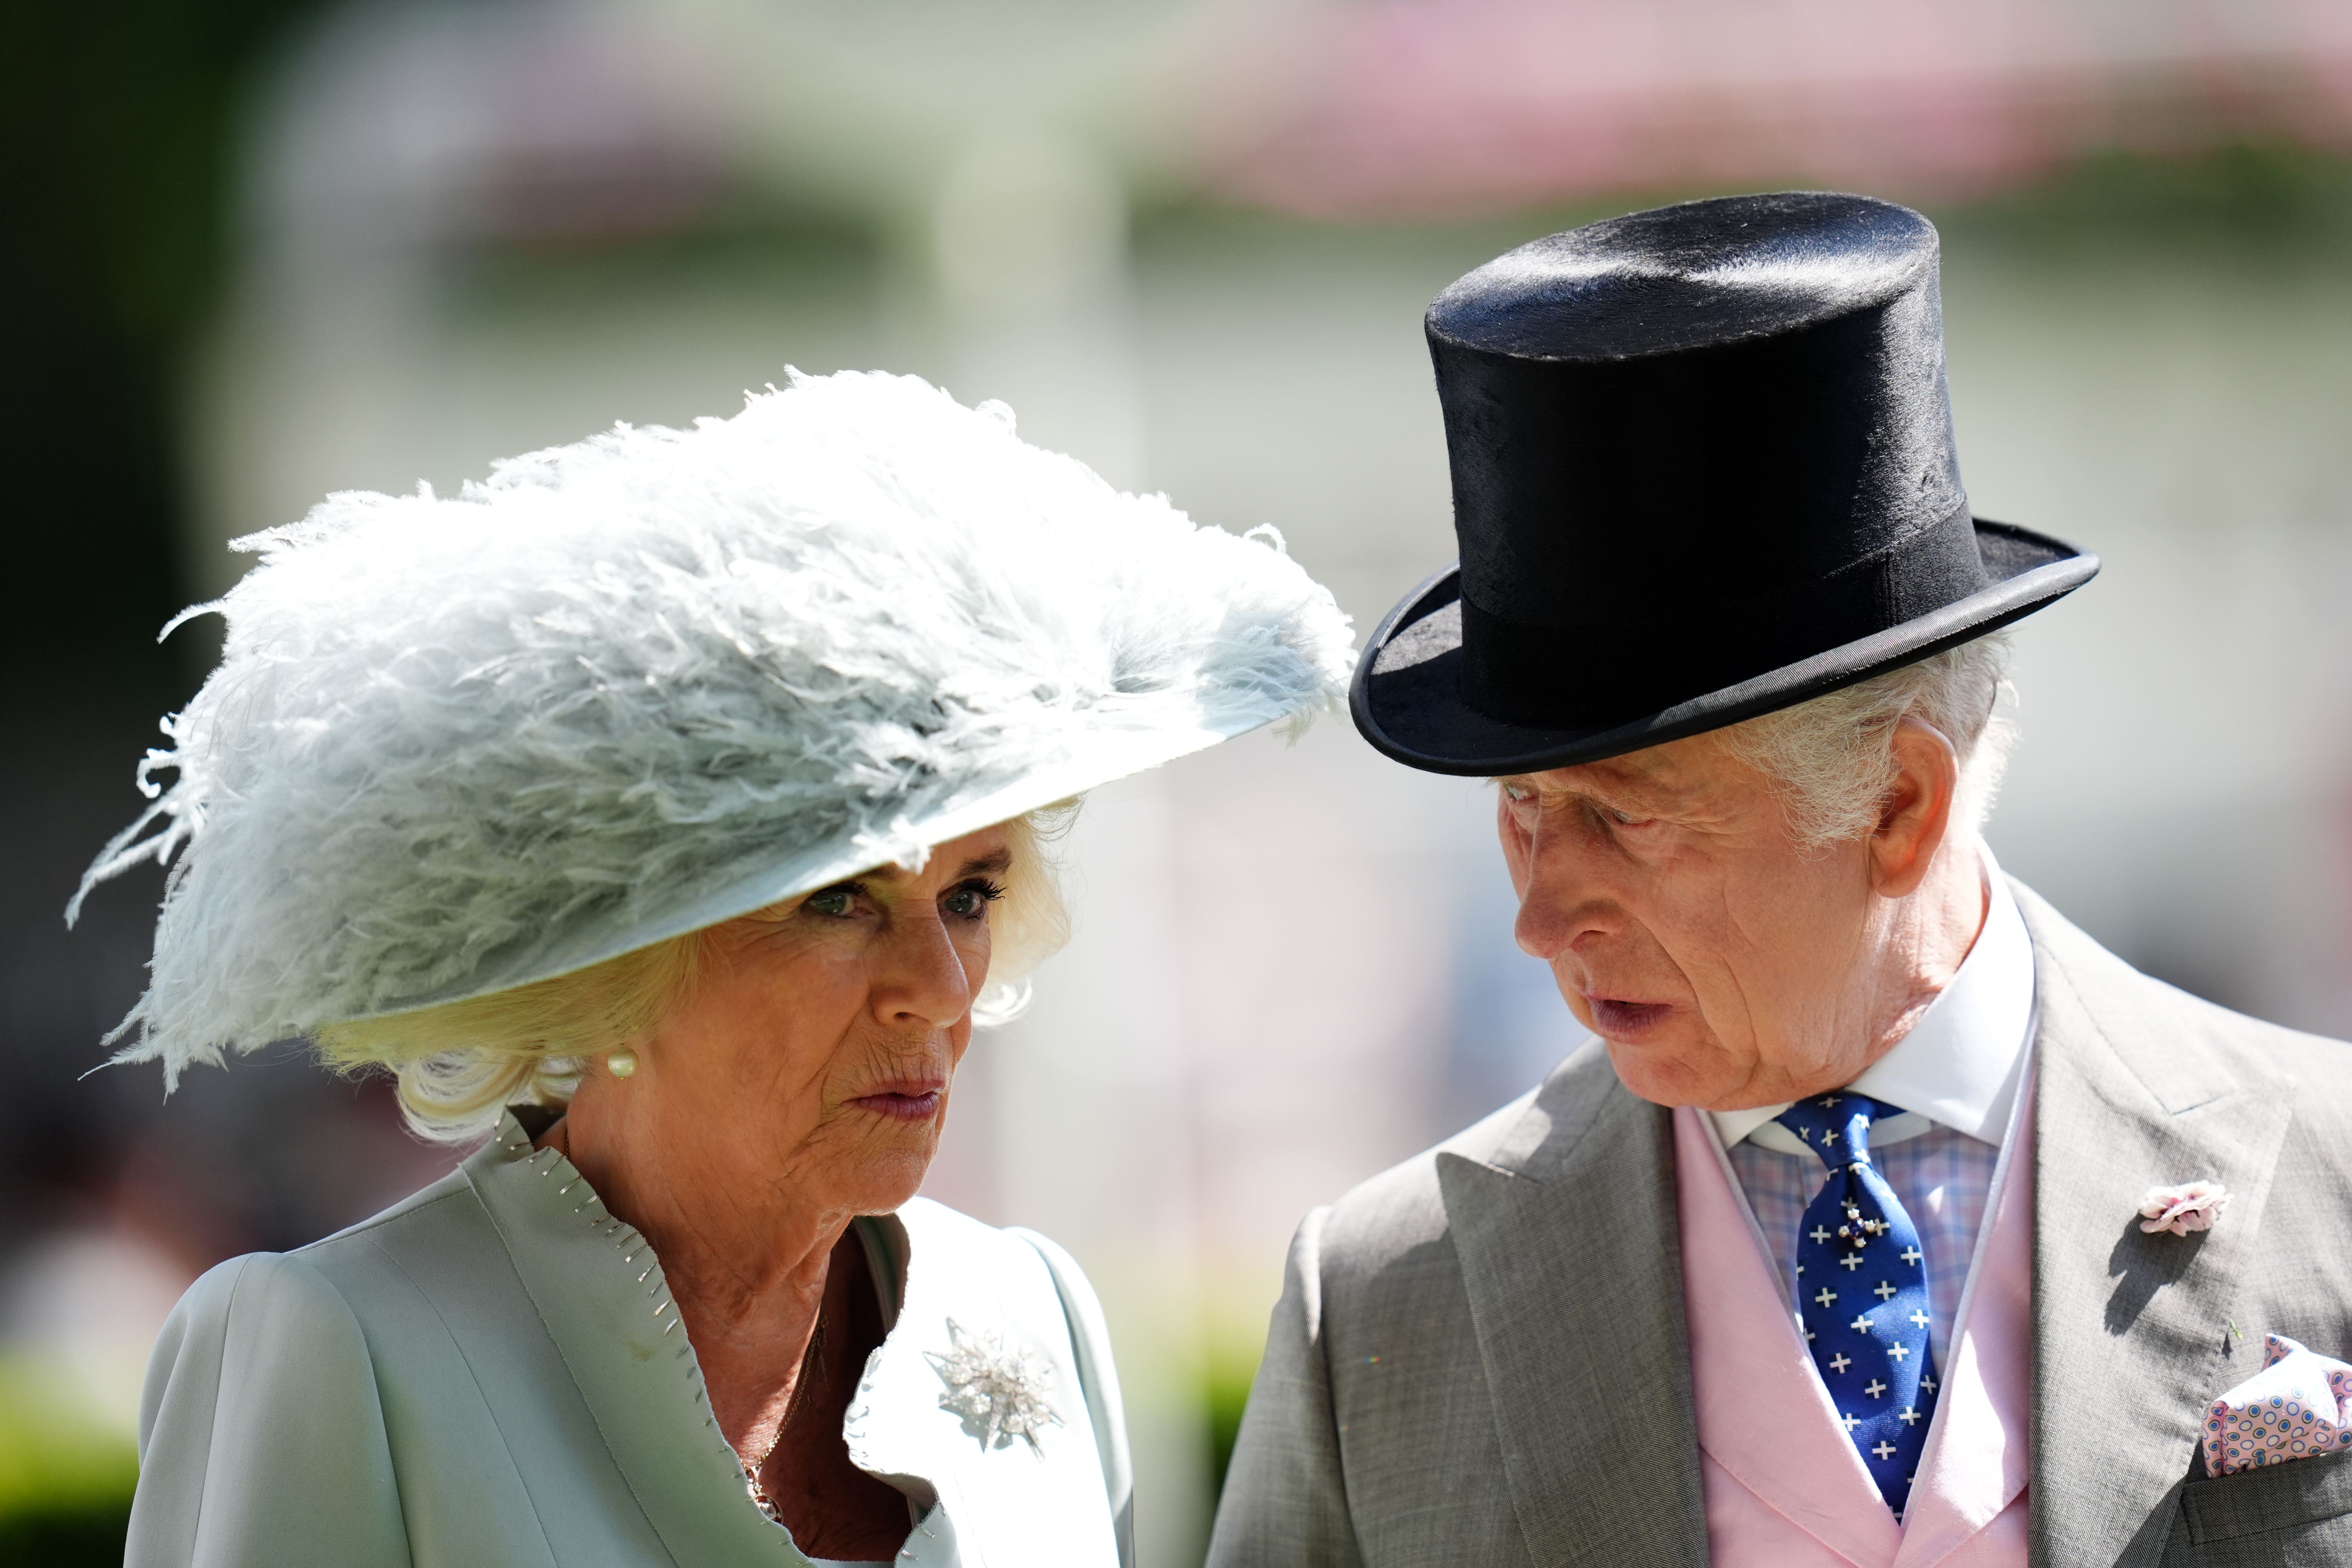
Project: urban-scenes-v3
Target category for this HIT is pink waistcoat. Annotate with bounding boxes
[1673,1102,2032,1567]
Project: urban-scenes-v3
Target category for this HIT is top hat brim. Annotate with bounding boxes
[1352,519,2096,777]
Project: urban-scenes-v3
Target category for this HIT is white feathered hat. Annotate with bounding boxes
[75,371,1354,1082]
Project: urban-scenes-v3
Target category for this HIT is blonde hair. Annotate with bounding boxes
[1714,635,2015,851]
[316,806,1075,1142]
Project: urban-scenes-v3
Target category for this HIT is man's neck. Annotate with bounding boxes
[1849,835,1990,1080]
[1688,839,1994,1115]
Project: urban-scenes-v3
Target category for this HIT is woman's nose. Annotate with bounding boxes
[870,909,977,1028]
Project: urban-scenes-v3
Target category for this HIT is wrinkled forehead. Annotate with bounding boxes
[1502,728,1751,809]
[878,845,1015,880]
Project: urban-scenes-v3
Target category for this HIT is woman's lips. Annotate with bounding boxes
[1588,998,1674,1039]
[851,1086,945,1122]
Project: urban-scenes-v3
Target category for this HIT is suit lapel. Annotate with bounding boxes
[2019,885,2294,1568]
[1438,1038,1708,1568]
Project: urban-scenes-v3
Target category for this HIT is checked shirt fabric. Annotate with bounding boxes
[1777,1091,1941,1517]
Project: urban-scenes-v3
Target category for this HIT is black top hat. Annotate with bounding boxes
[1352,191,2097,777]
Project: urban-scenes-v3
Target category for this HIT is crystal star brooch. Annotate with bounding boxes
[927,1319,1062,1454]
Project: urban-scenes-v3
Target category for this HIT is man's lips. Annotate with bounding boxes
[1587,998,1675,1038]
[850,1083,946,1122]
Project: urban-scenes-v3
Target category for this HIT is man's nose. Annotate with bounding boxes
[1512,828,1613,961]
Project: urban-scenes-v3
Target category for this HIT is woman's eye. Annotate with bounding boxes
[804,886,857,918]
[942,880,1005,920]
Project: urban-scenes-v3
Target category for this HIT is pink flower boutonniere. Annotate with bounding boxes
[2139,1180,2229,1236]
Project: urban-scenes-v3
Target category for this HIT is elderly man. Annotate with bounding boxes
[1208,194,2352,1566]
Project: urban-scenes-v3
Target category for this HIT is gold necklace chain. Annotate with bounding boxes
[744,1310,827,1524]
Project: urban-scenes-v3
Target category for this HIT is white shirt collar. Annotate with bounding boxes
[1707,845,2036,1155]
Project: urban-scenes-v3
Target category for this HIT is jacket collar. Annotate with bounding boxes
[462,1113,808,1566]
[1437,1037,1709,1568]
[2018,882,2295,1567]
[463,1118,1113,1568]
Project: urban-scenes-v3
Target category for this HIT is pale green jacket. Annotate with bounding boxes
[127,1112,1134,1568]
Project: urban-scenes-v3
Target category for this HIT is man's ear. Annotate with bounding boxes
[1870,717,1960,897]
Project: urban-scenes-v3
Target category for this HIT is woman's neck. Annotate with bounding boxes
[537,1087,842,1443]
[535,1091,912,1556]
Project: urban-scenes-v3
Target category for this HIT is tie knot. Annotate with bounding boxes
[1773,1090,1900,1167]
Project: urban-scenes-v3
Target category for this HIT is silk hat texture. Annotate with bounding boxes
[74,370,1354,1083]
[1353,191,2097,777]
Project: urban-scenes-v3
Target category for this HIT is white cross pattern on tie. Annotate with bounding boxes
[1775,1089,1942,1518]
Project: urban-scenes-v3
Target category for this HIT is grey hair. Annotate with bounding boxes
[1714,634,2015,851]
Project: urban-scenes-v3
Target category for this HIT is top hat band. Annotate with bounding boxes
[1456,498,1988,732]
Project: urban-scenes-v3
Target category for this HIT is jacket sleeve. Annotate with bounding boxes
[128,1252,412,1568]
[1012,1227,1136,1568]
[1204,1207,1364,1568]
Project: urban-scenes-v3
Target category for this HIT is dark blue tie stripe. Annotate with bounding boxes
[1775,1091,1941,1518]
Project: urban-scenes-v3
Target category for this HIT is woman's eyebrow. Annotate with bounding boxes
[867,848,1014,886]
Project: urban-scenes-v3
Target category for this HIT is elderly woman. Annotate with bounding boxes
[76,372,1351,1568]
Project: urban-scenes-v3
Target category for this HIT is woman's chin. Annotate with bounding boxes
[846,1153,931,1214]
[826,1125,941,1212]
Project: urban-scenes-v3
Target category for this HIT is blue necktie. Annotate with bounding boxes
[1775,1091,1941,1517]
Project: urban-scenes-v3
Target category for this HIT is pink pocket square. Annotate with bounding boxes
[2202,1334,2352,1476]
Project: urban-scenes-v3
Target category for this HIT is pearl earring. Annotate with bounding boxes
[605,1047,639,1079]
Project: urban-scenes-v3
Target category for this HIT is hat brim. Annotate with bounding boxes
[1352,519,2097,777]
[356,717,1248,1022]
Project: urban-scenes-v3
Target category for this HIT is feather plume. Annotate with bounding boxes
[73,371,1354,1083]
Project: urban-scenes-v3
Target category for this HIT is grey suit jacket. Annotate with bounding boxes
[1207,883,2352,1567]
